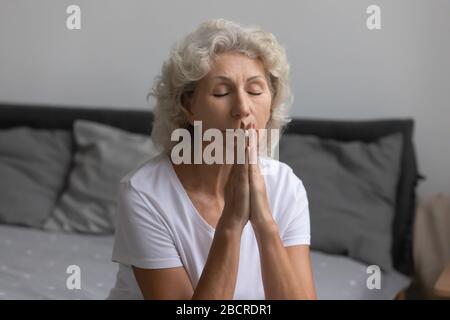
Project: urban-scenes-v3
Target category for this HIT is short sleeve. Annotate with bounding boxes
[281,177,311,247]
[111,181,183,269]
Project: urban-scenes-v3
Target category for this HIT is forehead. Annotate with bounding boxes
[208,52,266,77]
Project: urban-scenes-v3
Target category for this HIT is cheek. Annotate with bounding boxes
[192,97,221,117]
[203,96,230,111]
[256,112,271,128]
[254,98,272,126]
[191,98,230,128]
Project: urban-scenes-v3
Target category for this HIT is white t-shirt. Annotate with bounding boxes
[107,153,310,300]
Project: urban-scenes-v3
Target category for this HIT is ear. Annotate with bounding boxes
[180,92,195,125]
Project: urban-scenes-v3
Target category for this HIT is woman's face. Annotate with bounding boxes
[184,52,272,132]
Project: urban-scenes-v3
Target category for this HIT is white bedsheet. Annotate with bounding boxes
[0,224,410,300]
[0,224,117,299]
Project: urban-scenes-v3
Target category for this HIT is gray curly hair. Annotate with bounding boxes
[148,18,293,156]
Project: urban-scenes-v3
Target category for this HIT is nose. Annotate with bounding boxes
[231,88,251,120]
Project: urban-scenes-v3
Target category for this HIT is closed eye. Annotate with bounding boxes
[213,92,262,97]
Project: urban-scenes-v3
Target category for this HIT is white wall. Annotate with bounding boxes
[0,0,449,196]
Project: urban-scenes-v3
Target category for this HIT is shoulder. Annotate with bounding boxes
[117,153,178,223]
[115,153,172,225]
[120,153,169,192]
[259,156,305,192]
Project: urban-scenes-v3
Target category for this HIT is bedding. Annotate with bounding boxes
[0,224,117,299]
[0,104,419,298]
[43,120,160,234]
[279,133,403,271]
[0,224,410,300]
[283,118,420,275]
[0,127,72,228]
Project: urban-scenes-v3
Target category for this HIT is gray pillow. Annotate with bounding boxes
[0,127,72,228]
[279,133,403,271]
[43,120,161,234]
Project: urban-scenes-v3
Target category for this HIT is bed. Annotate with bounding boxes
[0,103,420,299]
[0,224,410,300]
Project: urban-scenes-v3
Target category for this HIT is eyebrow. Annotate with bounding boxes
[212,75,264,83]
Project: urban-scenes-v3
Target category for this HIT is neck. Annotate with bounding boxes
[168,144,233,198]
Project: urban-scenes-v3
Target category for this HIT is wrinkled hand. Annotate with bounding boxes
[221,123,274,232]
[220,124,251,231]
[247,123,274,229]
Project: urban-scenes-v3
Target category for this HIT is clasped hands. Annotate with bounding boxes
[221,122,275,233]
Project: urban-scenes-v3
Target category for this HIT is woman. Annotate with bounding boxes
[107,19,316,300]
